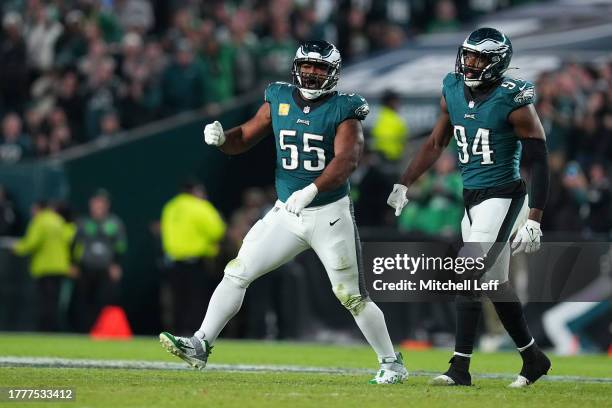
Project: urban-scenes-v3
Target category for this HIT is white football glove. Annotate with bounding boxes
[387,184,409,216]
[285,183,318,215]
[511,219,543,255]
[203,120,226,146]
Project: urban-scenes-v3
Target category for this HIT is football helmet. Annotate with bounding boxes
[455,27,512,88]
[292,40,341,100]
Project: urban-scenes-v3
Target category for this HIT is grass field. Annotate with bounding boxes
[1,334,611,408]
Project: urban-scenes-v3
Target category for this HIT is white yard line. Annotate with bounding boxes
[1,356,611,384]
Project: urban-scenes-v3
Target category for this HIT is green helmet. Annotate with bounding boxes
[455,27,513,88]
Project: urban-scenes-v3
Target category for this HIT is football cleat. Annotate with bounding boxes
[368,352,408,384]
[431,355,472,386]
[159,331,212,370]
[508,348,551,388]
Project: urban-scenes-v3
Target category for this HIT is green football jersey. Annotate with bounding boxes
[442,73,536,189]
[265,81,369,207]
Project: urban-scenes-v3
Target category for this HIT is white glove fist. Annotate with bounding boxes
[285,183,318,215]
[511,219,542,255]
[203,120,225,146]
[387,184,409,216]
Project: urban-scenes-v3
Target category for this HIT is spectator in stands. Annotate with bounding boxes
[55,71,86,143]
[351,148,395,226]
[257,17,296,84]
[427,0,461,33]
[370,90,409,162]
[98,111,122,139]
[0,113,30,164]
[13,200,75,331]
[228,9,258,96]
[48,125,73,154]
[114,0,154,34]
[24,3,63,76]
[199,31,235,105]
[161,40,205,117]
[160,181,226,335]
[84,57,120,140]
[119,32,147,84]
[586,163,612,235]
[72,189,127,332]
[0,12,28,115]
[335,2,369,61]
[54,10,88,70]
[399,152,463,236]
[559,161,589,232]
[0,185,18,236]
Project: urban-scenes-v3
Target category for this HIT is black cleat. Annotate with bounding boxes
[509,346,551,388]
[431,356,472,386]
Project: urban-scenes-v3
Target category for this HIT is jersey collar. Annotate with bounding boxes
[462,78,502,107]
[292,88,336,114]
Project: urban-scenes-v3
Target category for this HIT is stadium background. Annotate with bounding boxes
[0,0,611,358]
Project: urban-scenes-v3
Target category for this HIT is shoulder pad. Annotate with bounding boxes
[500,77,536,108]
[442,72,461,96]
[338,92,369,121]
[264,81,293,103]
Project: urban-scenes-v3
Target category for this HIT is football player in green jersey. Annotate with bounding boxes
[160,40,408,384]
[388,28,551,388]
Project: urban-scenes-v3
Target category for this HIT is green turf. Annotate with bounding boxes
[1,334,611,407]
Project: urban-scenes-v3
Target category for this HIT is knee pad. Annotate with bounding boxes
[333,284,367,316]
[223,258,251,289]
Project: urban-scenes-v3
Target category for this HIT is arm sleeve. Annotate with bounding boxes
[521,138,550,210]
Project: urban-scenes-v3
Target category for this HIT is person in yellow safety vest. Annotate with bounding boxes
[161,181,226,335]
[13,201,75,331]
[371,90,409,161]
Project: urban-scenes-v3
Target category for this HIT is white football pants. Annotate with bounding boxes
[460,195,529,283]
[225,195,368,313]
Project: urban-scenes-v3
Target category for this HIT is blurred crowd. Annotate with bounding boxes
[0,0,527,163]
[536,61,612,236]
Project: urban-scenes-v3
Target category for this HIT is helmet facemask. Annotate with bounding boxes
[292,59,339,99]
[455,28,513,89]
[456,47,504,88]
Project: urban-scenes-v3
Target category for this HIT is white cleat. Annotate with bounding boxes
[431,374,456,386]
[508,375,531,388]
[369,352,408,384]
[159,331,212,370]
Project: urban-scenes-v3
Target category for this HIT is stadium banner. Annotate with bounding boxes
[362,242,612,302]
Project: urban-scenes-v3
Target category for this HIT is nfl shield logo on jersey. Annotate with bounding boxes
[303,106,310,114]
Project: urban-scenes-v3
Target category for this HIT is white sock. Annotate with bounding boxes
[352,301,396,362]
[194,277,246,343]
